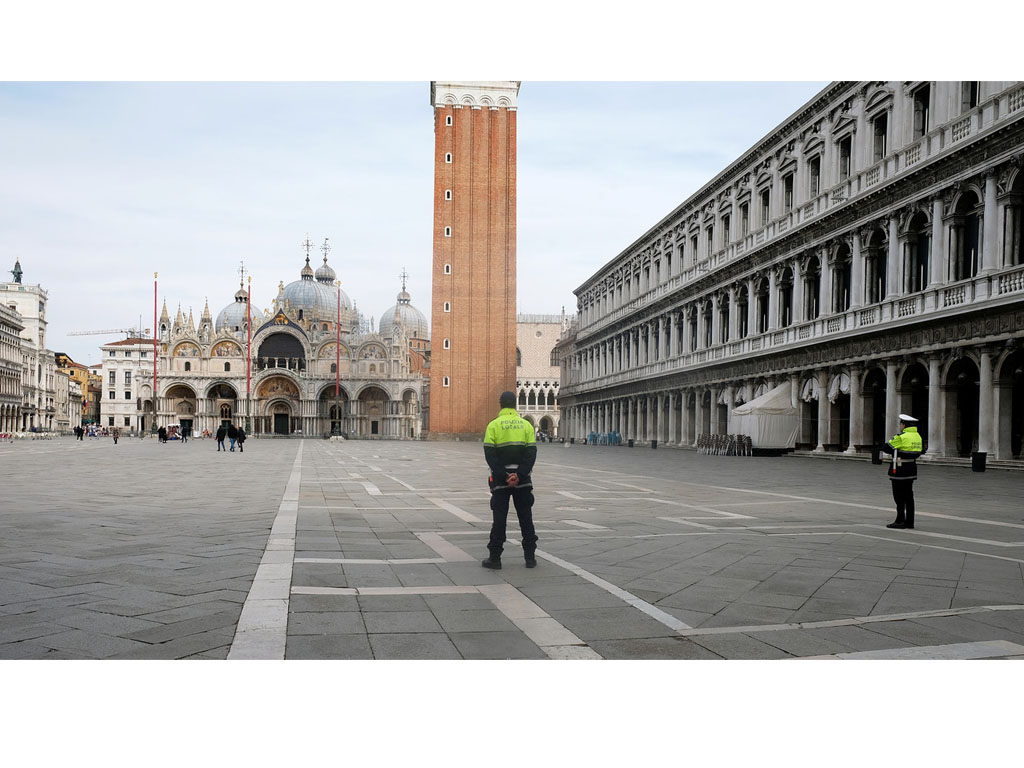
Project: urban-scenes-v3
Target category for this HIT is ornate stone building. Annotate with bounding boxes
[2,260,56,431]
[516,312,572,436]
[135,241,428,438]
[557,81,1024,462]
[0,300,23,433]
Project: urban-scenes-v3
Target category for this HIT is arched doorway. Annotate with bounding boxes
[319,386,350,436]
[256,376,300,435]
[863,367,888,446]
[945,357,980,457]
[357,386,390,438]
[997,351,1024,459]
[207,383,238,430]
[798,376,819,449]
[949,190,982,281]
[827,372,850,450]
[165,384,197,434]
[899,362,930,449]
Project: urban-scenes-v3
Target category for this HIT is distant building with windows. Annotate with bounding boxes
[557,81,1024,463]
[2,260,57,431]
[516,312,572,437]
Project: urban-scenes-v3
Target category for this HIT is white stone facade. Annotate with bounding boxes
[0,301,23,433]
[2,274,57,431]
[132,253,427,439]
[558,81,1024,462]
[515,313,572,436]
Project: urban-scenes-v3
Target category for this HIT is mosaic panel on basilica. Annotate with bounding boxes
[557,81,1024,463]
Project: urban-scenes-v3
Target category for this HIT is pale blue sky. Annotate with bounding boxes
[1,81,828,364]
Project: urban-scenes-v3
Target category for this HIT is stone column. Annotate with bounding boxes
[646,395,654,442]
[851,231,864,309]
[792,258,805,324]
[815,369,829,451]
[658,316,667,361]
[821,249,835,315]
[669,313,679,357]
[709,386,720,434]
[885,359,899,438]
[929,196,945,287]
[724,386,734,435]
[978,348,994,454]
[746,276,758,335]
[886,216,900,300]
[982,171,998,274]
[846,365,862,453]
[927,356,943,457]
[727,286,738,341]
[711,294,721,344]
[681,391,692,446]
[668,392,677,445]
[767,270,778,331]
[694,390,705,439]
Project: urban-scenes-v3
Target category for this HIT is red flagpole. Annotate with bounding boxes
[336,281,341,398]
[153,272,158,429]
[247,275,252,432]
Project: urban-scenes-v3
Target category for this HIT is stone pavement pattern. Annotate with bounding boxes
[2,435,1024,659]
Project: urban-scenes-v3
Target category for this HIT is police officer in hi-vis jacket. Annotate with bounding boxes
[481,391,539,570]
[879,413,923,529]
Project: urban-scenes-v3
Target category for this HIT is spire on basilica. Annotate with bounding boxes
[174,305,184,329]
[201,298,212,325]
[159,300,170,325]
[187,307,195,332]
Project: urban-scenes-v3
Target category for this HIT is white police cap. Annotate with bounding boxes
[898,413,918,423]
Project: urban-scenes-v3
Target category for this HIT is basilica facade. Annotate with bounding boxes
[137,243,429,439]
[557,81,1024,463]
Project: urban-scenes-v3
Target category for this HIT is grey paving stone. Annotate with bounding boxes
[127,610,241,644]
[589,636,724,659]
[368,632,462,659]
[745,628,858,658]
[356,595,430,612]
[431,609,518,634]
[33,629,151,658]
[286,633,374,659]
[689,632,795,659]
[288,611,367,635]
[551,606,677,641]
[363,610,443,634]
[290,594,361,612]
[447,631,547,659]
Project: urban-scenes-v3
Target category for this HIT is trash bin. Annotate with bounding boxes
[569,437,574,445]
[628,439,634,448]
[972,451,986,472]
[871,446,882,465]
[651,439,658,449]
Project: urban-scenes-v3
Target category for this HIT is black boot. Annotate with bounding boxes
[525,552,537,568]
[886,521,906,529]
[482,554,502,570]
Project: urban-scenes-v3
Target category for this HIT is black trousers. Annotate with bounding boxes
[488,487,538,556]
[890,479,915,527]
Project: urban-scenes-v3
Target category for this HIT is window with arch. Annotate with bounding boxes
[220,404,232,419]
[224,363,230,372]
[872,112,888,161]
[516,347,522,366]
[369,364,376,373]
[444,226,451,237]
[184,361,191,371]
[519,390,527,407]
[838,135,853,180]
[446,114,452,126]
[444,263,451,274]
[444,302,451,312]
[445,189,452,201]
[442,376,450,387]
[298,309,303,320]
[443,338,450,350]
[330,363,337,373]
[445,152,452,163]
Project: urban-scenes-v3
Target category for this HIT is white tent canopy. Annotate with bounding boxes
[731,381,798,449]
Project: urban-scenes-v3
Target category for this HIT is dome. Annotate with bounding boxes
[282,257,351,317]
[315,255,337,283]
[380,288,429,340]
[215,293,264,332]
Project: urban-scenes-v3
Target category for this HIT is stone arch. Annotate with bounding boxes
[943,355,981,457]
[206,381,238,399]
[997,349,1024,458]
[898,360,931,447]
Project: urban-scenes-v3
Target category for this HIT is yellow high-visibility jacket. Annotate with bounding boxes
[483,407,537,490]
[880,426,923,480]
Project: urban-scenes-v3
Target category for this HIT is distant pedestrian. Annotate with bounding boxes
[481,391,539,570]
[237,425,246,453]
[227,423,239,452]
[112,428,119,445]
[181,424,189,444]
[216,425,227,452]
[880,413,923,530]
[158,425,167,443]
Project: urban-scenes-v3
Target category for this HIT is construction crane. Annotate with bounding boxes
[68,328,150,338]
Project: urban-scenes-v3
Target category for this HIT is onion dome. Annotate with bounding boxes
[379,283,429,340]
[282,255,351,317]
[216,281,264,332]
[315,256,337,283]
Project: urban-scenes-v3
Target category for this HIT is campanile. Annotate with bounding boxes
[428,81,520,439]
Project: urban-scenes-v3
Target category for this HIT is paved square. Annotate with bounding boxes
[3,435,1024,659]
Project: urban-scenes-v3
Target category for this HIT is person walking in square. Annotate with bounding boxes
[227,422,238,452]
[216,424,227,452]
[481,390,539,570]
[112,428,119,445]
[158,425,167,443]
[236,425,246,453]
[880,413,923,529]
[181,424,189,444]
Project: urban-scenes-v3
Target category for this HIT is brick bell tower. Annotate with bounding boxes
[428,81,520,439]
